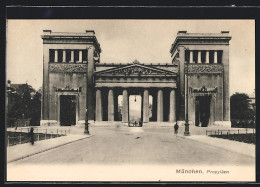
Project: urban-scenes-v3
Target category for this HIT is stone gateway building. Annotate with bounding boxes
[40,30,231,127]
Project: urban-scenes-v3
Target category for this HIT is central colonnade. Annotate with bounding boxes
[95,87,177,123]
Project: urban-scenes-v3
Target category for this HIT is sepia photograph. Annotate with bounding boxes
[5,19,255,182]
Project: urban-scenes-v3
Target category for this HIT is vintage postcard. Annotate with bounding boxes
[6,19,255,182]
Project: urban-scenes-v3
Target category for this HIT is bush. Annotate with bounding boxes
[30,116,40,126]
[7,118,17,127]
[210,134,255,144]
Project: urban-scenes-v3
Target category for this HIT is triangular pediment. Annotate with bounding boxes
[95,63,176,77]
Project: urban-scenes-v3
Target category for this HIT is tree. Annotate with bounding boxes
[7,83,41,126]
[8,84,34,118]
[230,92,255,121]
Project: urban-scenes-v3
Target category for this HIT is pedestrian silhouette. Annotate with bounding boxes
[174,123,179,137]
[15,122,18,130]
[28,127,34,145]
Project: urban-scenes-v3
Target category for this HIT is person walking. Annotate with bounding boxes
[28,127,35,145]
[174,123,179,137]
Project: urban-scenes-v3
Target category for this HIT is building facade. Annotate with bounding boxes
[40,30,231,127]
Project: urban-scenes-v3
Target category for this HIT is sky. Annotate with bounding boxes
[6,19,255,96]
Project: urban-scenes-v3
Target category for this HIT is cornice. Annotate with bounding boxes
[42,35,101,53]
[170,34,231,54]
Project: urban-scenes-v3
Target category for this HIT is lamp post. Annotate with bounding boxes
[84,68,89,134]
[22,113,25,127]
[84,108,89,134]
[184,74,190,136]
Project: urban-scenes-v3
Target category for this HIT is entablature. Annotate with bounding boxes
[41,30,101,53]
[170,31,231,55]
[95,82,177,88]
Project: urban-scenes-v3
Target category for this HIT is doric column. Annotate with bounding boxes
[214,51,218,63]
[79,50,83,62]
[143,89,149,123]
[54,50,58,62]
[108,89,114,121]
[87,46,95,120]
[122,89,129,122]
[198,51,202,63]
[169,89,176,123]
[70,50,74,63]
[62,50,66,62]
[206,51,209,63]
[157,89,163,122]
[95,89,103,121]
[189,51,193,63]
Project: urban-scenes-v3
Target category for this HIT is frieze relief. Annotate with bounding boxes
[49,63,87,73]
[185,64,223,74]
[98,66,176,76]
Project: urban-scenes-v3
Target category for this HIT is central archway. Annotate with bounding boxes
[129,95,142,126]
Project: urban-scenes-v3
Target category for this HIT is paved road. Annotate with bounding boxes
[9,126,254,166]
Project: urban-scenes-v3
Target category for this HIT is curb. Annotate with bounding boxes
[7,135,93,164]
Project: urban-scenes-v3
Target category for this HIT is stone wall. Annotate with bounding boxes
[48,72,87,123]
[187,74,223,125]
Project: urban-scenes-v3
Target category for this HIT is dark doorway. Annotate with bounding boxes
[60,95,76,126]
[195,96,211,127]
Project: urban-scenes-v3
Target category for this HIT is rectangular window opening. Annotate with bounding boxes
[66,50,71,63]
[49,49,54,62]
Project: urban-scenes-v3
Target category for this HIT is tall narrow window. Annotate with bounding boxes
[74,50,79,62]
[217,50,223,64]
[49,49,55,62]
[193,50,198,63]
[209,51,214,64]
[185,50,190,63]
[58,50,63,62]
[82,49,87,62]
[201,50,206,63]
[66,50,71,63]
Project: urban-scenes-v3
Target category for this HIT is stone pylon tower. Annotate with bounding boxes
[40,30,101,126]
[170,31,231,126]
